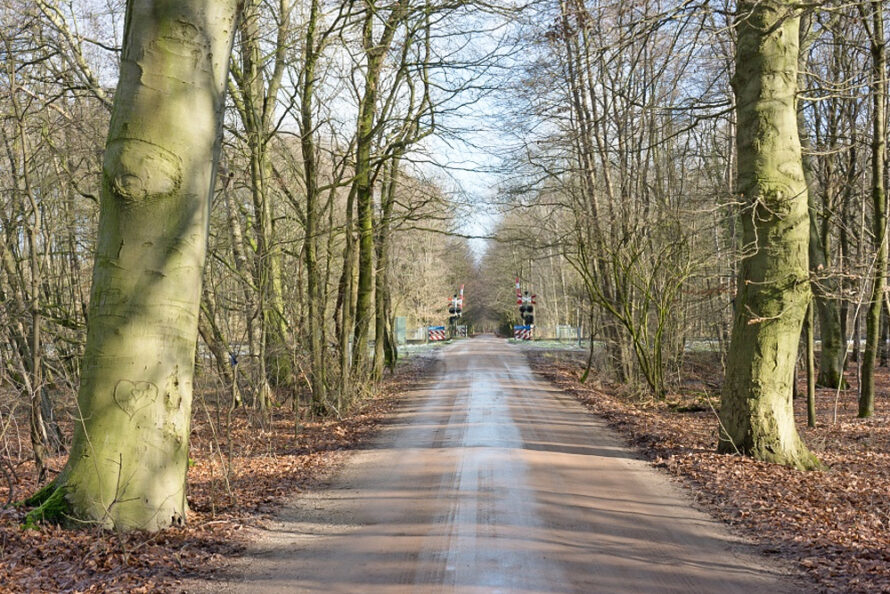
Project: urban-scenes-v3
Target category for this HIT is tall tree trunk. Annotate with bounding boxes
[232,0,292,396]
[719,0,820,469]
[839,155,856,361]
[352,1,406,371]
[300,0,328,411]
[881,299,889,366]
[806,301,816,427]
[31,0,239,531]
[352,51,380,370]
[372,153,400,380]
[860,0,886,418]
[336,187,357,409]
[796,18,845,388]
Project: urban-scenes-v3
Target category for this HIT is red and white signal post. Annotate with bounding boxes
[514,277,535,340]
[447,285,467,338]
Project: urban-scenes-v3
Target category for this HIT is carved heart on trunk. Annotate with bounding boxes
[113,380,159,419]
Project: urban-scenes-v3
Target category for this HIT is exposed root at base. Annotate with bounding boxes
[22,483,70,529]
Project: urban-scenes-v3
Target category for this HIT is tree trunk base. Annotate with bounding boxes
[816,370,846,389]
[717,435,824,471]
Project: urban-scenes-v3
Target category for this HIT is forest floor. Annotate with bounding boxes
[528,348,890,594]
[0,354,438,593]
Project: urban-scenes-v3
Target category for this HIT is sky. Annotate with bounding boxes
[411,6,528,262]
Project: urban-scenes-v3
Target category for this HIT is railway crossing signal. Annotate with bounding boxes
[447,285,465,337]
[514,277,536,340]
[519,291,535,325]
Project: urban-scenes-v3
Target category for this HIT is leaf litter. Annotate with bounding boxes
[0,355,437,593]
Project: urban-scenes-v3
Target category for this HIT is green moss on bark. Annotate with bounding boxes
[22,479,57,507]
[22,484,70,529]
[720,0,821,470]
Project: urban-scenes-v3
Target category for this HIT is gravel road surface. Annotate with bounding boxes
[208,336,795,593]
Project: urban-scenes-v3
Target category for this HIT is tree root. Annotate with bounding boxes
[22,481,70,529]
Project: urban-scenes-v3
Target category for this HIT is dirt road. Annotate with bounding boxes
[211,336,794,593]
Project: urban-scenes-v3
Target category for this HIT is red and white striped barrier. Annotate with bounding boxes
[514,325,532,340]
[428,326,447,341]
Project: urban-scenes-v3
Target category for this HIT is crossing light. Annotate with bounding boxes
[449,293,461,317]
[446,286,465,333]
[513,278,537,340]
[516,287,536,326]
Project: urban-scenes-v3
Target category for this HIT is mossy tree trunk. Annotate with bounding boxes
[300,0,328,411]
[228,0,292,398]
[351,27,381,371]
[796,16,846,388]
[352,0,408,370]
[809,196,845,388]
[372,152,400,380]
[859,0,886,419]
[335,185,357,409]
[719,0,820,470]
[39,0,239,531]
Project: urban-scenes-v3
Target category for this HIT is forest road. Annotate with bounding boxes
[203,336,797,593]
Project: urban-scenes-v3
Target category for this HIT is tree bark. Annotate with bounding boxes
[352,0,406,370]
[300,0,328,410]
[881,299,889,366]
[719,0,820,469]
[352,40,381,370]
[860,0,886,419]
[40,0,239,531]
[806,301,816,428]
[796,18,845,388]
[231,0,292,396]
[336,186,357,409]
[373,153,400,380]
